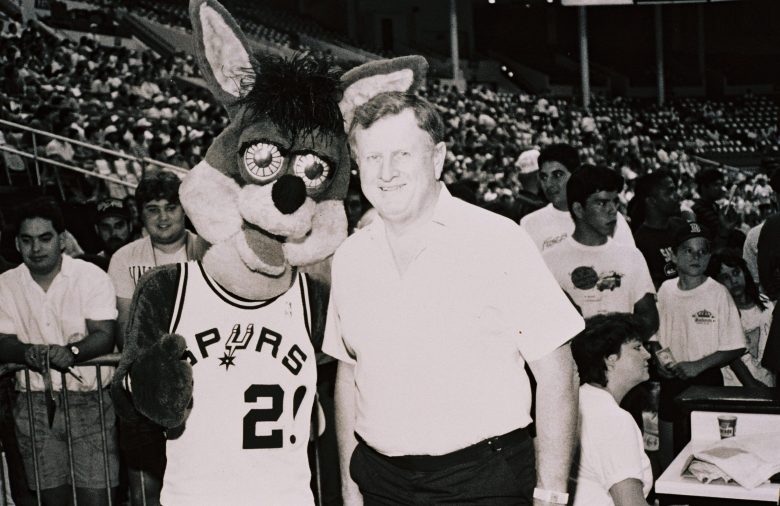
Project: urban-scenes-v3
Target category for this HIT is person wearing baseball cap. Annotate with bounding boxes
[654,220,747,467]
[95,198,132,260]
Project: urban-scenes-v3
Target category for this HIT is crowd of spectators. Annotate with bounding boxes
[1,3,780,505]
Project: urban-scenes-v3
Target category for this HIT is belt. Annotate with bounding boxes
[355,426,531,472]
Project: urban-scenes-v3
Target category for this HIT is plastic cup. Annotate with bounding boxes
[717,415,737,439]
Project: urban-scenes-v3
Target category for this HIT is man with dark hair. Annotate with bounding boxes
[81,198,134,271]
[692,167,737,248]
[108,170,206,346]
[521,143,634,252]
[543,165,659,340]
[633,170,687,288]
[745,170,780,292]
[107,170,205,506]
[326,91,584,505]
[0,198,119,506]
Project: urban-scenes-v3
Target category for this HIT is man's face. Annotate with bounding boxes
[96,216,130,255]
[538,161,571,210]
[672,237,711,277]
[649,176,680,218]
[141,199,186,246]
[702,179,724,201]
[16,217,63,276]
[575,190,620,239]
[352,109,445,230]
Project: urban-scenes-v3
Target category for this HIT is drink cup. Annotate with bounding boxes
[717,415,737,439]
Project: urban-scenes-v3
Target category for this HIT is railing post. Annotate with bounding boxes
[95,368,112,506]
[22,370,42,506]
[30,133,41,187]
[60,374,78,505]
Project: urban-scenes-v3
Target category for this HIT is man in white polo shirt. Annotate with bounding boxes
[0,198,118,506]
[324,91,584,506]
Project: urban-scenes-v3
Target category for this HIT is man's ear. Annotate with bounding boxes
[433,141,446,180]
[571,201,584,221]
[14,237,20,253]
[59,232,67,252]
[605,353,618,370]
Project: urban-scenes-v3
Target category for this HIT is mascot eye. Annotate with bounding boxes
[293,154,331,189]
[243,142,284,180]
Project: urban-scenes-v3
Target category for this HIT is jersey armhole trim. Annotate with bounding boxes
[169,263,187,334]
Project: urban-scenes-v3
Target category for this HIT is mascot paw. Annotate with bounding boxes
[130,334,194,428]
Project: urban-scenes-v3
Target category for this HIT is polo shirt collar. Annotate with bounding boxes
[368,182,456,239]
[19,254,69,287]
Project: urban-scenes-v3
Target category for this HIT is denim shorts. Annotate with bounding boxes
[14,390,119,490]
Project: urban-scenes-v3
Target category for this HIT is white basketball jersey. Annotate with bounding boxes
[161,262,316,506]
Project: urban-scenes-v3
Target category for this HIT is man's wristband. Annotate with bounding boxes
[533,488,569,504]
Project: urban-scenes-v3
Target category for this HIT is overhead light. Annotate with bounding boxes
[508,71,514,77]
[488,0,496,4]
[501,65,507,71]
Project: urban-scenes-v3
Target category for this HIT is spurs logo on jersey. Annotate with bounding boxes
[161,261,316,506]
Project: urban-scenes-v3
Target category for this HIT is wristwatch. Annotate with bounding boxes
[69,344,80,361]
[533,488,569,505]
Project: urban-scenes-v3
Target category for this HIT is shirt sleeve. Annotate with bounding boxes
[82,267,118,321]
[503,226,584,362]
[107,248,134,300]
[592,411,648,490]
[629,247,656,306]
[718,286,747,352]
[0,282,16,335]
[321,255,356,364]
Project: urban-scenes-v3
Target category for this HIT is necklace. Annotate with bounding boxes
[150,233,190,267]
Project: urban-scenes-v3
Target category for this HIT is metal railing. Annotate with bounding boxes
[2,354,121,506]
[0,119,188,198]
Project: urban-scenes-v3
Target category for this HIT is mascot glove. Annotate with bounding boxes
[130,334,194,429]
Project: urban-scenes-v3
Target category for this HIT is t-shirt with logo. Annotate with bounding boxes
[634,218,687,289]
[521,203,635,253]
[656,277,745,364]
[542,237,655,318]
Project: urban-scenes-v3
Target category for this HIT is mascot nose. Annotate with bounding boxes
[272,174,307,215]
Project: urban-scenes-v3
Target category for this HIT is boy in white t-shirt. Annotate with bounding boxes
[521,143,634,252]
[543,164,658,340]
[654,222,747,465]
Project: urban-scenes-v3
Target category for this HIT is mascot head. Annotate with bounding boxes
[182,0,427,299]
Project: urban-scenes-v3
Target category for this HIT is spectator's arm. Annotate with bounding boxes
[728,357,766,388]
[116,296,132,350]
[334,361,362,506]
[609,478,651,506]
[528,342,578,502]
[70,319,115,362]
[0,333,30,364]
[633,293,659,340]
[673,348,744,380]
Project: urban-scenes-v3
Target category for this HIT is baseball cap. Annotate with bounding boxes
[515,149,540,174]
[96,198,131,222]
[673,221,708,249]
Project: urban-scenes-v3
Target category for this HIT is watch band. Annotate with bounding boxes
[533,487,569,504]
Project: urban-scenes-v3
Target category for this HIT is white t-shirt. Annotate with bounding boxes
[572,384,653,506]
[0,256,117,391]
[722,296,776,387]
[656,278,746,364]
[521,203,635,252]
[108,232,195,299]
[542,237,655,318]
[323,186,585,456]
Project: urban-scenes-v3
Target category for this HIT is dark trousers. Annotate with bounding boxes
[350,429,535,505]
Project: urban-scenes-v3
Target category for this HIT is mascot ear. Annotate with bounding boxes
[190,0,252,115]
[339,55,428,132]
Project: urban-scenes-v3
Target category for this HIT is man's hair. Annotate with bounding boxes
[640,169,675,200]
[571,313,645,387]
[15,197,66,235]
[694,167,723,189]
[566,164,624,214]
[537,143,580,173]
[348,91,445,145]
[134,170,181,212]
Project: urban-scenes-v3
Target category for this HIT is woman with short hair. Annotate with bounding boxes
[570,314,653,506]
